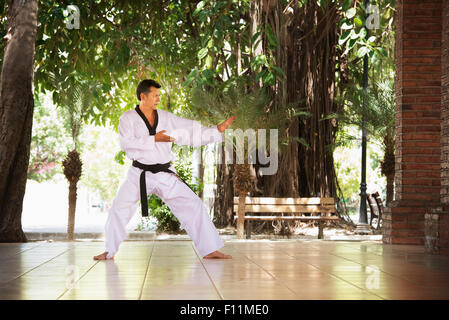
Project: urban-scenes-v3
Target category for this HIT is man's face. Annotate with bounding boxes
[141,87,160,110]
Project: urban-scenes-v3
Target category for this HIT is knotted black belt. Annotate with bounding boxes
[132,160,175,217]
[132,160,195,217]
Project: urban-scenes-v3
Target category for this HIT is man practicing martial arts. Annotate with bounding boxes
[94,79,234,260]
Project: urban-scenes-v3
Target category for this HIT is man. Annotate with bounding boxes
[94,79,234,260]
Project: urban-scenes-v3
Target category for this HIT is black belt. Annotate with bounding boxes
[132,160,195,217]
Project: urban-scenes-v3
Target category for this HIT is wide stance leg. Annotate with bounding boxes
[104,168,140,259]
[154,173,224,257]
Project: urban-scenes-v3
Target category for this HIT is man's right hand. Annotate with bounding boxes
[155,130,175,142]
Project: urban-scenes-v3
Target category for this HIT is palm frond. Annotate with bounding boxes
[338,80,395,142]
[189,77,289,156]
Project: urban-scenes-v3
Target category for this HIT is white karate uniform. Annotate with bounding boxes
[104,107,224,259]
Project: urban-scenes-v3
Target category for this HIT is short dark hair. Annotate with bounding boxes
[136,79,161,101]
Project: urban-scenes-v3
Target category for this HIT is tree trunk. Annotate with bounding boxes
[192,147,203,199]
[213,144,234,227]
[212,8,244,228]
[199,147,204,199]
[386,174,394,205]
[250,0,264,85]
[0,0,39,242]
[292,1,339,198]
[62,150,82,240]
[382,134,395,206]
[234,163,252,239]
[67,180,77,240]
[237,191,246,239]
[259,1,340,200]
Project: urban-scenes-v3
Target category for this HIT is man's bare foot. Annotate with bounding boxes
[93,252,114,260]
[203,250,232,259]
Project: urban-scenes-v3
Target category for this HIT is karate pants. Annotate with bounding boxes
[104,166,224,259]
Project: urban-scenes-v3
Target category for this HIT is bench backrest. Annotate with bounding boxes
[367,194,379,217]
[233,197,336,214]
[372,192,384,215]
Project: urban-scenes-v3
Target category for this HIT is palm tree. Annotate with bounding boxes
[62,150,82,240]
[49,74,99,240]
[189,77,288,239]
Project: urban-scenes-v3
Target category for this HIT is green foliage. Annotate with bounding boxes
[335,153,361,203]
[27,1,207,129]
[334,137,387,207]
[2,0,286,133]
[145,196,179,233]
[28,93,72,182]
[338,0,395,64]
[336,0,396,140]
[190,78,267,128]
[331,80,395,151]
[44,70,101,153]
[189,76,289,159]
[250,24,285,86]
[334,0,396,205]
[114,150,127,165]
[1,0,398,214]
[184,0,250,89]
[79,124,129,204]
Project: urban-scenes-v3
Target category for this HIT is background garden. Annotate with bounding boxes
[0,0,395,239]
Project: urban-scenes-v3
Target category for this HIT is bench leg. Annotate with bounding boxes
[245,220,252,239]
[318,221,324,239]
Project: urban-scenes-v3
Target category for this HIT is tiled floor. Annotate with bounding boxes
[1,239,449,300]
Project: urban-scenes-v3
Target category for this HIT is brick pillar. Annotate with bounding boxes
[425,0,449,255]
[440,0,449,203]
[383,0,442,245]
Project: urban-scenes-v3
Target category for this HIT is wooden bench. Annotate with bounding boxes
[233,197,339,239]
[367,192,383,230]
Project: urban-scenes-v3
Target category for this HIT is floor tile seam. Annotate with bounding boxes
[327,251,444,294]
[336,243,449,273]
[1,245,71,263]
[207,245,449,290]
[267,243,387,300]
[336,243,386,257]
[297,261,387,300]
[138,238,156,300]
[3,247,75,286]
[6,242,47,258]
[240,251,300,298]
[56,256,103,300]
[325,250,443,289]
[57,243,155,299]
[58,243,153,299]
[284,243,426,285]
[191,243,224,300]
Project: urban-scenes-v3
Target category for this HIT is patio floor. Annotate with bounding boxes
[1,239,449,300]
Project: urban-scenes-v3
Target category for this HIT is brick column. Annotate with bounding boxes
[425,0,449,255]
[383,0,442,245]
[440,0,449,203]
